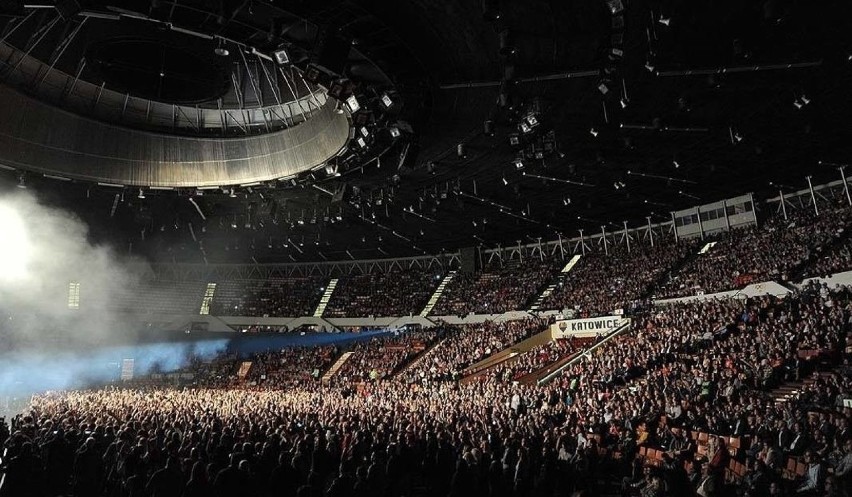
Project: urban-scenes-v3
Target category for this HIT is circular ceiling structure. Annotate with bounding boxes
[0,1,395,188]
[0,84,351,188]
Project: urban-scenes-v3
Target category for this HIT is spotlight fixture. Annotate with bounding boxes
[502,176,508,186]
[272,46,290,65]
[16,174,26,189]
[801,95,811,105]
[590,128,599,137]
[793,99,803,110]
[324,163,339,176]
[138,188,145,199]
[563,197,571,206]
[729,126,744,144]
[345,95,360,113]
[658,15,670,26]
[457,143,466,158]
[644,61,655,73]
[673,160,680,169]
[606,0,623,14]
[214,38,229,57]
[620,98,628,109]
[484,119,495,136]
[229,188,237,198]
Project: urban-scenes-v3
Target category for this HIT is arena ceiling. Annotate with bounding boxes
[1,0,851,263]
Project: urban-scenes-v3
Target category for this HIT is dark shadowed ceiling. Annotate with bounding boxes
[1,0,851,263]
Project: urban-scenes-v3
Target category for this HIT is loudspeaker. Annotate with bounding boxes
[459,247,478,274]
[331,184,348,203]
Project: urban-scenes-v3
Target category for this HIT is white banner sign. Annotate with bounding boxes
[551,315,629,338]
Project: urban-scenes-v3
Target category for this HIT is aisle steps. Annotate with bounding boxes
[529,255,581,311]
[420,271,456,316]
[321,352,354,383]
[313,278,338,317]
[769,373,834,404]
[392,338,445,378]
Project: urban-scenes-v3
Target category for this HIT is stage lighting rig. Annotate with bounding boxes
[345,95,360,113]
[272,46,290,66]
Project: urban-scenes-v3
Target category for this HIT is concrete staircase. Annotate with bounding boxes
[537,322,632,384]
[199,283,217,315]
[768,372,834,404]
[394,335,453,379]
[392,337,445,378]
[528,282,559,312]
[529,255,581,311]
[516,337,598,385]
[460,327,554,384]
[237,361,253,381]
[313,278,338,317]
[321,352,354,384]
[420,271,456,316]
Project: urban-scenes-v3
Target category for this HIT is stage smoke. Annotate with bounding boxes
[0,191,226,403]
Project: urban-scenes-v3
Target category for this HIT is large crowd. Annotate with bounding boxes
[114,202,850,322]
[656,206,852,298]
[209,278,326,317]
[541,243,696,316]
[476,338,580,384]
[431,260,560,316]
[245,345,340,388]
[7,200,852,496]
[324,271,442,318]
[331,328,444,383]
[398,317,553,383]
[2,282,852,497]
[125,201,852,322]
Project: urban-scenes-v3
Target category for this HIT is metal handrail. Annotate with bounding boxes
[538,322,632,385]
